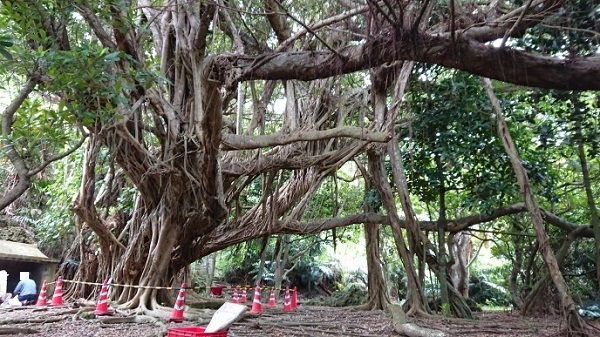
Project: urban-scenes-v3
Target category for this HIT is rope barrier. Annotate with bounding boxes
[54,279,295,292]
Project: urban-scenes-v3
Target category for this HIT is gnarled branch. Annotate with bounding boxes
[220,31,600,90]
[221,127,390,150]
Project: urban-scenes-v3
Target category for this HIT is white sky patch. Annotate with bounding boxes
[271,98,286,114]
[326,237,368,274]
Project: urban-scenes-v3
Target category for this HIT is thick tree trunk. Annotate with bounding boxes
[363,223,390,310]
[368,58,430,316]
[482,78,592,337]
[448,232,472,299]
[356,160,390,311]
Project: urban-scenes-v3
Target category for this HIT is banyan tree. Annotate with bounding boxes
[1,0,599,335]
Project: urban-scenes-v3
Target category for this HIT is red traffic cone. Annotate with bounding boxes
[268,289,276,307]
[249,285,262,314]
[35,280,48,307]
[241,287,247,303]
[50,276,63,306]
[283,287,292,312]
[94,280,113,316]
[168,283,187,323]
[291,286,298,309]
[232,288,239,304]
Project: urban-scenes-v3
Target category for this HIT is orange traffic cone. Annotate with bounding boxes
[232,288,239,304]
[241,287,247,303]
[268,288,276,307]
[249,285,262,314]
[94,280,113,316]
[291,286,298,309]
[283,286,292,312]
[35,280,48,307]
[168,283,187,323]
[50,276,63,306]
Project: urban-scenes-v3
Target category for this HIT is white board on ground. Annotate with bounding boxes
[204,302,248,333]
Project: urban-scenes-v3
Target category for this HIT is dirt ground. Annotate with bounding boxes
[0,302,598,337]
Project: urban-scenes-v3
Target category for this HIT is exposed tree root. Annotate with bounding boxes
[399,323,448,337]
[563,311,600,337]
[388,304,447,337]
[188,298,227,310]
[234,320,385,337]
[67,307,95,315]
[0,317,65,324]
[137,305,214,322]
[352,302,379,311]
[0,327,39,335]
[99,315,159,324]
[0,306,34,312]
[70,307,97,321]
[97,314,167,337]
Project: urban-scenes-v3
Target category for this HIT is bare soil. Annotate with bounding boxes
[0,303,597,337]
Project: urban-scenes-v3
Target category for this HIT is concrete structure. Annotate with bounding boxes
[0,240,58,296]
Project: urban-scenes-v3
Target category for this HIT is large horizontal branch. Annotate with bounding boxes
[221,141,368,177]
[218,29,600,90]
[221,127,390,150]
[439,203,595,237]
[288,203,593,237]
[201,202,593,257]
[222,152,330,176]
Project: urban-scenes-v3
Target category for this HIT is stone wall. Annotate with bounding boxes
[0,216,35,244]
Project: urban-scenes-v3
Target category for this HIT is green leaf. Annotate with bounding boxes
[0,38,13,47]
[104,51,121,62]
[0,47,12,60]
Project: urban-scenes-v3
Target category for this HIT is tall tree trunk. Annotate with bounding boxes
[368,150,429,315]
[482,78,592,337]
[574,116,600,295]
[369,58,430,316]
